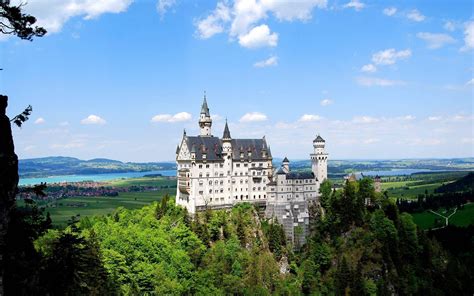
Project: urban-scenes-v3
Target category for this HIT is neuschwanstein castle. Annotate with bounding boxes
[176,96,328,245]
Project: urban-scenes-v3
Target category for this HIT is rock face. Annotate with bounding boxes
[0,95,19,295]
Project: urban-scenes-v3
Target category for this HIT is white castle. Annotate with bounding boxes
[175,96,328,244]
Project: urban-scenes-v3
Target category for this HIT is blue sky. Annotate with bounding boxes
[1,0,473,162]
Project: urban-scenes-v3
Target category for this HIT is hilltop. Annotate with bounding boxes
[19,156,176,178]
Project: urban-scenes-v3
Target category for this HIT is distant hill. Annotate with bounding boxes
[19,156,176,178]
[435,172,474,193]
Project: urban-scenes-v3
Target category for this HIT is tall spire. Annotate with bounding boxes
[223,119,231,139]
[201,91,210,116]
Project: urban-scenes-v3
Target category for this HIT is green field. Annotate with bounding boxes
[410,203,474,230]
[41,190,174,227]
[106,176,176,188]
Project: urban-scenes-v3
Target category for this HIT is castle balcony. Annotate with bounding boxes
[178,168,190,194]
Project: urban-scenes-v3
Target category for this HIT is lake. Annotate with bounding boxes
[19,168,446,186]
[19,170,177,186]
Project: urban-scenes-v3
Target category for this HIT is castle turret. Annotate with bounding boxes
[199,94,212,136]
[311,134,328,181]
[222,119,232,153]
[282,157,290,173]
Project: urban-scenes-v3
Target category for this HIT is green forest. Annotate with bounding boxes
[5,178,473,295]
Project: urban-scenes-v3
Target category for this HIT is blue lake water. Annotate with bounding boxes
[19,170,177,186]
[19,168,446,186]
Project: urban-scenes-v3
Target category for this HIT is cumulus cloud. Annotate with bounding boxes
[372,48,411,65]
[195,0,326,48]
[406,9,425,22]
[238,24,278,48]
[343,0,365,11]
[417,32,455,49]
[211,114,224,121]
[461,21,474,51]
[466,78,474,86]
[383,7,397,16]
[361,64,377,73]
[320,99,333,106]
[17,0,134,33]
[299,114,322,122]
[356,76,405,87]
[353,116,379,124]
[428,116,442,121]
[397,115,416,121]
[156,0,176,17]
[240,112,268,122]
[195,2,231,39]
[151,112,192,123]
[81,114,106,125]
[34,117,45,124]
[254,55,278,67]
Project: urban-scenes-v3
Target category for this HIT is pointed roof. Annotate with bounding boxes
[277,167,286,175]
[314,134,325,142]
[223,120,231,139]
[200,94,210,116]
[282,157,289,163]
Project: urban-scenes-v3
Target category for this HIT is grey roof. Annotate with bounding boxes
[314,135,325,142]
[231,138,271,161]
[223,121,231,139]
[282,157,289,163]
[276,167,286,175]
[201,96,210,116]
[286,171,315,180]
[184,136,272,161]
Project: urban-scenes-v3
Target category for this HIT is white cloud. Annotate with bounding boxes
[195,0,326,48]
[466,78,474,86]
[343,0,365,11]
[51,139,86,149]
[356,76,405,87]
[195,2,231,39]
[383,7,397,16]
[34,117,45,124]
[397,115,416,121]
[81,114,106,125]
[372,48,411,65]
[151,112,192,123]
[353,116,379,124]
[156,0,176,17]
[24,145,36,151]
[298,114,322,122]
[417,32,455,49]
[461,21,474,51]
[406,9,425,22]
[361,64,377,73]
[320,99,333,106]
[17,0,134,33]
[254,55,278,68]
[428,116,442,121]
[238,24,278,48]
[444,21,456,32]
[240,112,268,122]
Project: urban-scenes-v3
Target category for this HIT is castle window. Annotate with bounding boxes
[209,181,212,185]
[236,163,240,167]
[210,198,212,202]
[199,165,202,168]
[206,164,210,168]
[209,189,212,194]
[259,163,263,167]
[244,163,248,167]
[206,173,210,177]
[199,191,203,195]
[199,173,202,177]
[220,164,224,168]
[252,163,255,167]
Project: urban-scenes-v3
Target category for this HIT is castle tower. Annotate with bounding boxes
[311,135,328,181]
[199,94,212,136]
[282,157,290,173]
[222,119,232,153]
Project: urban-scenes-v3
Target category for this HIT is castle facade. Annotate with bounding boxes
[176,96,328,244]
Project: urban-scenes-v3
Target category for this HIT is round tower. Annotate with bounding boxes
[311,135,328,181]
